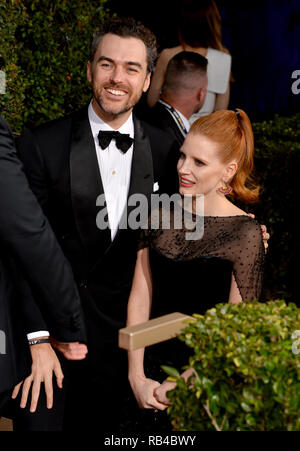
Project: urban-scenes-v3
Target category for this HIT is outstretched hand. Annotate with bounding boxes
[11,342,64,413]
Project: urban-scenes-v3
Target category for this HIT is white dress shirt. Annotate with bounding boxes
[88,101,134,241]
[27,331,50,340]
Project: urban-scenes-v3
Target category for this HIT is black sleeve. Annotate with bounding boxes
[232,220,265,302]
[0,117,87,343]
[16,126,50,210]
[137,228,150,251]
[142,121,180,196]
[6,257,49,334]
[158,140,180,196]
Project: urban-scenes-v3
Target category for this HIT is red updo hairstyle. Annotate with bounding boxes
[190,109,260,204]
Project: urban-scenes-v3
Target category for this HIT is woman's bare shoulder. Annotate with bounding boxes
[224,200,249,217]
[159,46,183,61]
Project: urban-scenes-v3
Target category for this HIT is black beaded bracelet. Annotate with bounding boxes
[28,338,50,346]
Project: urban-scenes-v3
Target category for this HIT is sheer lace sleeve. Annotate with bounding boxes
[138,207,265,302]
[137,227,150,251]
[230,219,265,302]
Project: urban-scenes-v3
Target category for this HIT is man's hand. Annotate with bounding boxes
[260,224,270,252]
[11,342,63,413]
[50,338,88,360]
[248,213,270,252]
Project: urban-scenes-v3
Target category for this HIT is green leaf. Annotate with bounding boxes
[241,402,252,413]
[161,365,181,378]
[233,357,241,367]
[246,414,257,427]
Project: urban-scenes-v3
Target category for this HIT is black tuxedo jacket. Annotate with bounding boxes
[17,107,179,352]
[137,101,186,148]
[0,117,86,400]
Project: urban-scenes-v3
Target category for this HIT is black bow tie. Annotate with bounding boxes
[98,130,134,153]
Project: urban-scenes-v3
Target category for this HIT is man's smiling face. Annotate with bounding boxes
[87,33,151,122]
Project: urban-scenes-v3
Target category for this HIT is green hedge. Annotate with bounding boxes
[166,300,300,431]
[251,114,299,304]
[0,0,112,133]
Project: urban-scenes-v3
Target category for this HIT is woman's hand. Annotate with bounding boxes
[11,342,64,413]
[129,375,169,411]
[153,380,177,405]
[154,368,195,406]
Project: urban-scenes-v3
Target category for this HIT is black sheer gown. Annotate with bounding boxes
[132,203,265,431]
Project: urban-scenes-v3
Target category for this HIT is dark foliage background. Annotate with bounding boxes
[0,0,112,133]
[251,114,299,305]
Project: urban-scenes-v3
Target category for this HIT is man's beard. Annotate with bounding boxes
[92,83,143,118]
[95,93,133,117]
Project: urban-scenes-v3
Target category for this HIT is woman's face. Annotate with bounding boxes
[177,132,230,198]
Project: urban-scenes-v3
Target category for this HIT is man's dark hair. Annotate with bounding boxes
[163,51,208,92]
[90,17,157,73]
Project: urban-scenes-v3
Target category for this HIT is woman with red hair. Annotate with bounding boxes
[126,109,265,425]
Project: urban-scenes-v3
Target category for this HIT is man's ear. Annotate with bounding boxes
[87,61,92,83]
[199,88,207,108]
[197,86,207,110]
[143,72,151,93]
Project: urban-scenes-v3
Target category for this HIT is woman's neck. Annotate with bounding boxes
[192,193,244,217]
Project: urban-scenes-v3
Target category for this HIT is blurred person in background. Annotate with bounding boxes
[147,0,232,123]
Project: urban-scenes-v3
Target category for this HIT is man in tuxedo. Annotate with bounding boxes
[138,51,208,146]
[17,17,179,430]
[0,117,87,427]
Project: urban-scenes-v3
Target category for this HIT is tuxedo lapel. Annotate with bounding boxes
[69,107,111,262]
[100,116,154,254]
[127,116,154,205]
[159,103,185,147]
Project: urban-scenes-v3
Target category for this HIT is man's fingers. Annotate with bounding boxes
[68,343,88,354]
[20,376,33,409]
[64,352,87,361]
[44,376,54,410]
[11,382,22,399]
[51,341,88,360]
[62,344,88,360]
[30,379,42,413]
[54,362,64,389]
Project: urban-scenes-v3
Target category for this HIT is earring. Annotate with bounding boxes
[217,184,233,195]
